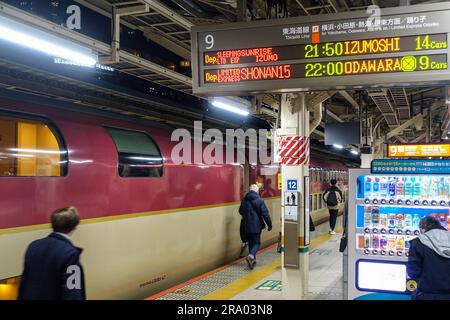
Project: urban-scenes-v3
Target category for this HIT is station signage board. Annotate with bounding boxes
[191,3,450,95]
[388,144,450,157]
[372,159,450,174]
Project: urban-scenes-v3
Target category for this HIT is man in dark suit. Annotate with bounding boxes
[18,206,86,300]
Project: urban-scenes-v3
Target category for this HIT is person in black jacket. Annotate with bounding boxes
[323,179,343,235]
[407,216,450,300]
[239,184,272,270]
[18,206,86,300]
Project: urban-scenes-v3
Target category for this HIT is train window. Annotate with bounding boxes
[0,116,67,177]
[105,127,163,178]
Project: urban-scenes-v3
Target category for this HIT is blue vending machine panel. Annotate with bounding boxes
[353,171,450,298]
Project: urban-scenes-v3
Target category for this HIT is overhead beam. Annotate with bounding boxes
[170,0,205,18]
[140,0,194,30]
[74,0,138,30]
[142,28,191,60]
[327,110,344,122]
[384,102,442,140]
[339,91,360,111]
[294,0,310,15]
[237,0,247,21]
[395,135,408,143]
[0,2,192,86]
[411,133,427,143]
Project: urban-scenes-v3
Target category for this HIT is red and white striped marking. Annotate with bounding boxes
[278,136,310,166]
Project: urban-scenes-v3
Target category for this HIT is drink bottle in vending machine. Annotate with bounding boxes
[404,177,413,197]
[404,214,412,229]
[372,234,380,249]
[396,236,405,251]
[388,214,396,229]
[413,177,422,199]
[380,177,388,198]
[366,177,372,197]
[380,214,387,228]
[364,206,371,227]
[364,234,371,249]
[388,177,397,197]
[373,178,380,195]
[387,235,396,250]
[371,207,380,227]
[421,177,430,199]
[397,177,404,197]
[413,214,420,229]
[396,214,405,230]
[358,235,365,249]
[380,235,388,250]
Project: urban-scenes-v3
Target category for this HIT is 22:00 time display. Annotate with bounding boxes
[203,54,447,83]
[203,34,447,66]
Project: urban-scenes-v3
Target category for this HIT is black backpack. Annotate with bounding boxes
[326,190,338,206]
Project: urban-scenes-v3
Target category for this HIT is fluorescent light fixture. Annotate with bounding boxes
[332,144,344,149]
[0,16,96,66]
[211,97,249,116]
[351,149,359,155]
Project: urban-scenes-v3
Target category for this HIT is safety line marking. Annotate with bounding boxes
[202,226,343,300]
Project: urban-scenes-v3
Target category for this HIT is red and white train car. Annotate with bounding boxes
[0,95,347,299]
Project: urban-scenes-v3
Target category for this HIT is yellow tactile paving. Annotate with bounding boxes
[203,227,343,300]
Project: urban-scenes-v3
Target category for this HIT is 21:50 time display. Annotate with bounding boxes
[304,35,447,59]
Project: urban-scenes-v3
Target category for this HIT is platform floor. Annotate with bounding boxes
[146,217,343,300]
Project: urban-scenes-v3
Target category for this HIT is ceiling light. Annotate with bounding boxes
[211,97,249,116]
[0,16,97,66]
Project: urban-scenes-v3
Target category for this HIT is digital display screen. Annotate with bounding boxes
[204,54,447,83]
[192,3,450,94]
[388,144,450,157]
[203,34,447,65]
[357,260,407,293]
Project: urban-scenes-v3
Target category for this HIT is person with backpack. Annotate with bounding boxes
[239,184,272,270]
[323,179,343,235]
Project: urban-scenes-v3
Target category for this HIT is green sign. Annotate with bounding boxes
[256,280,282,291]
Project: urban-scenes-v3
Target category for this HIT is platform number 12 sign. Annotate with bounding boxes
[287,179,298,191]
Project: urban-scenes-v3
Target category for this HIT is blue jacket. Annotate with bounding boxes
[407,228,450,297]
[239,191,272,234]
[18,233,86,300]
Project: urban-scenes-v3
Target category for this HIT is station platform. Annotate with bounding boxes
[146,218,343,300]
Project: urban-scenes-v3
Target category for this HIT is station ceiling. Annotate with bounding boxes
[0,0,448,148]
[74,0,450,145]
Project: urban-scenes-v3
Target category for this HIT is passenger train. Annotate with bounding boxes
[0,94,347,299]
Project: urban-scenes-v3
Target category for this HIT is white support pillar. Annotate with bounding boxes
[278,93,310,299]
[361,153,374,169]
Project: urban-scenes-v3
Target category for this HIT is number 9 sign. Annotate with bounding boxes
[389,146,397,156]
[205,34,214,49]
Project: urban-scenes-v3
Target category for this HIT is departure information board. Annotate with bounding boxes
[191,3,450,95]
[388,144,450,157]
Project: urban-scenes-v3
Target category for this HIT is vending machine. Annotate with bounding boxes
[345,159,450,300]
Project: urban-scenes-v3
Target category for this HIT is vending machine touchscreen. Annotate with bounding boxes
[345,160,450,300]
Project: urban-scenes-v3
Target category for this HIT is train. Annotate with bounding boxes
[0,93,348,300]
